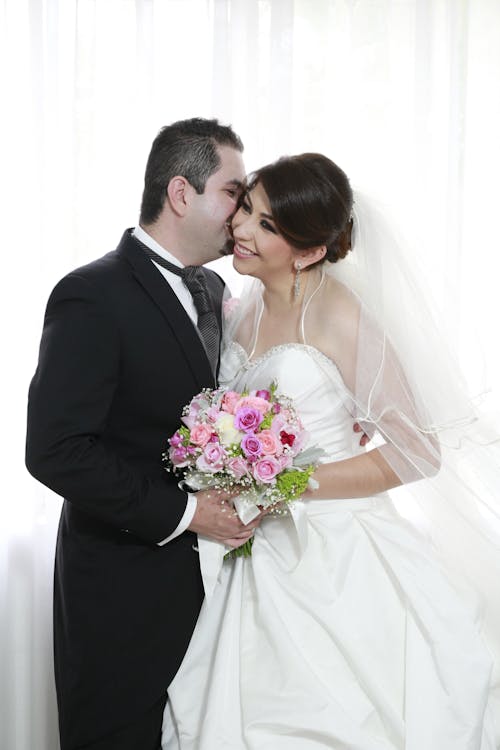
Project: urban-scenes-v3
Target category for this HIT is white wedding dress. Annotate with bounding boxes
[163,341,497,750]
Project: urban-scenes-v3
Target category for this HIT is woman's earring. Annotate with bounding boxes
[293,262,302,300]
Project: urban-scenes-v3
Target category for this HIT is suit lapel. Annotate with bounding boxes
[118,230,216,391]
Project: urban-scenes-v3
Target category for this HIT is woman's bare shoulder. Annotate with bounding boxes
[321,275,360,327]
[307,274,361,362]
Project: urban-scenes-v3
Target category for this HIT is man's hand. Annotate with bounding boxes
[353,422,371,447]
[188,489,262,547]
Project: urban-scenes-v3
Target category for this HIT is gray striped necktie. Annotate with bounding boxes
[141,244,220,375]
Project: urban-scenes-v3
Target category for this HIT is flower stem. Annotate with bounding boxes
[224,537,254,560]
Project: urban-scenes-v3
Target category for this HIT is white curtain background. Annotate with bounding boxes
[1,1,499,747]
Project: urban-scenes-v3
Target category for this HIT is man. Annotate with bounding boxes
[26,118,256,750]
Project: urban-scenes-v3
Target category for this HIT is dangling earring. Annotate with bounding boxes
[293,262,302,300]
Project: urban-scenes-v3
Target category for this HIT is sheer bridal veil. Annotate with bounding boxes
[222,191,500,712]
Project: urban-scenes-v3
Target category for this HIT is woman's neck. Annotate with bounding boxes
[261,267,320,314]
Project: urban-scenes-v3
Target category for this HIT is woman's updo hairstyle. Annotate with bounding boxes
[247,153,353,264]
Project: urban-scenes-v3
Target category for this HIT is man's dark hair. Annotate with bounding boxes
[139,118,244,225]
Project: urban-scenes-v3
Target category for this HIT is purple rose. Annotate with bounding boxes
[234,407,264,433]
[169,431,183,447]
[252,457,281,484]
[256,389,271,401]
[170,445,191,468]
[241,434,263,459]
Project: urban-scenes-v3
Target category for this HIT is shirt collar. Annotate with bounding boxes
[133,225,185,269]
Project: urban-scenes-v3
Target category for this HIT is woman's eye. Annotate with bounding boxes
[241,200,251,214]
[260,220,277,234]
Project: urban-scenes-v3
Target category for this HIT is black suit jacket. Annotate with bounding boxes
[26,230,225,749]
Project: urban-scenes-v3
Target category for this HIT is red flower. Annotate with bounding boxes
[280,430,296,447]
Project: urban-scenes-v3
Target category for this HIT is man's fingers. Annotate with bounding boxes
[233,529,255,540]
[216,516,258,539]
[224,535,254,548]
[223,523,256,539]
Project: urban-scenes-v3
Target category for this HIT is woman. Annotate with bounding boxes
[163,154,499,748]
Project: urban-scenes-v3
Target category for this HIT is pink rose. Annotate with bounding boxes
[189,423,212,447]
[241,434,262,459]
[196,442,226,473]
[234,407,264,433]
[258,429,282,456]
[221,390,240,414]
[227,456,249,480]
[235,396,272,415]
[252,457,281,484]
[223,297,240,318]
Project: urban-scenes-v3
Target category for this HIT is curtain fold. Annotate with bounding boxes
[1,1,499,747]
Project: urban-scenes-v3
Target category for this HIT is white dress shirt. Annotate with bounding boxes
[132,225,198,546]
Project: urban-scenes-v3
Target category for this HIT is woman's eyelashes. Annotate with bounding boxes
[260,219,277,234]
[240,200,277,234]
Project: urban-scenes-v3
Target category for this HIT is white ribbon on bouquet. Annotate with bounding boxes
[189,479,318,600]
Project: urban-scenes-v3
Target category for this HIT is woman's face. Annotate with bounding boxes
[231,182,297,281]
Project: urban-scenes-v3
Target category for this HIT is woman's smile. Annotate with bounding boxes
[233,241,258,259]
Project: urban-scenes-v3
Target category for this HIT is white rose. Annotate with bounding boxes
[216,413,244,446]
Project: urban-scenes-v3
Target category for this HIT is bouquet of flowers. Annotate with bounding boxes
[163,381,324,556]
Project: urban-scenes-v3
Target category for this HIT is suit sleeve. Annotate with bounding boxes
[25,273,188,542]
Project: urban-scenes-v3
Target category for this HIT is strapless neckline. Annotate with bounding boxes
[229,340,342,379]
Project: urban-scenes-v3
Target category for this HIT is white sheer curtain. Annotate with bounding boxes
[1,1,499,747]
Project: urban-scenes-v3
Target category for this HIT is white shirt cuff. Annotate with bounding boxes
[156,494,198,546]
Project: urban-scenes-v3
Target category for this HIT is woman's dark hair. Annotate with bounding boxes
[140,117,244,225]
[248,153,353,264]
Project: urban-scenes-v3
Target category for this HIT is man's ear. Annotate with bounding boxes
[166,176,192,217]
[294,245,327,270]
